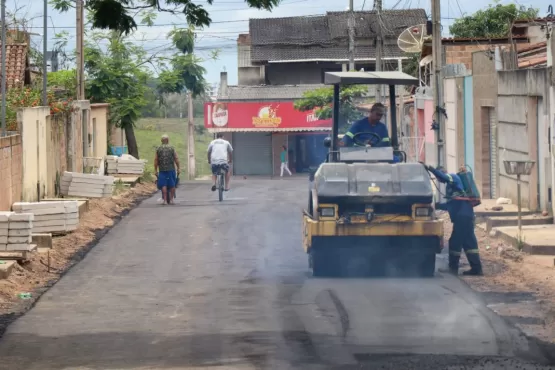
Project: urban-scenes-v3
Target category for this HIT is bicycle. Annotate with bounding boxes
[215,165,226,202]
[210,163,230,202]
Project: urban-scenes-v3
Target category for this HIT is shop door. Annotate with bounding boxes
[232,132,273,176]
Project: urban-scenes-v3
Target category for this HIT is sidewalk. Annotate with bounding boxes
[494,224,555,256]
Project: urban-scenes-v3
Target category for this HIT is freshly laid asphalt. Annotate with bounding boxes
[0,178,553,369]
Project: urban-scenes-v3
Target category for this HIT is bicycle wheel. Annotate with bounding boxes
[218,172,224,202]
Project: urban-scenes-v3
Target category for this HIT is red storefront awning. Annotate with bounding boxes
[204,101,332,132]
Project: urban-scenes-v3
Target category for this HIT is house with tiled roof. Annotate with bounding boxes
[205,10,427,177]
[1,43,31,90]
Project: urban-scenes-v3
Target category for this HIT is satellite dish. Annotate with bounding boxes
[397,24,426,53]
[419,54,433,66]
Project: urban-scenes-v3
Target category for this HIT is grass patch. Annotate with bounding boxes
[135,117,212,178]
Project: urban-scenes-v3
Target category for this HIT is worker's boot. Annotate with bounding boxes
[462,253,483,276]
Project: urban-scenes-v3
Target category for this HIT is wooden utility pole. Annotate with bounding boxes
[76,0,85,100]
[1,0,7,137]
[431,0,444,168]
[42,0,48,106]
[348,0,355,71]
[187,92,196,180]
[374,0,383,103]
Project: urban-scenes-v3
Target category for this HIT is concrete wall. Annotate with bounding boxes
[414,95,436,166]
[472,51,498,199]
[90,103,109,157]
[497,69,549,211]
[238,67,265,85]
[443,77,464,173]
[18,107,49,201]
[445,43,532,72]
[0,134,22,211]
[265,62,342,85]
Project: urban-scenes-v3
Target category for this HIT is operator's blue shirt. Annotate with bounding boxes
[428,168,474,219]
[341,117,400,162]
[342,118,391,147]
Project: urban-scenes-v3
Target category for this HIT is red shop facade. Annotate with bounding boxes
[204,101,332,176]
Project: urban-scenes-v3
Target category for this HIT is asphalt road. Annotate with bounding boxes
[0,178,553,370]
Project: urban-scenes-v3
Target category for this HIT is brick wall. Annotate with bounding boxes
[0,134,22,211]
[445,43,531,71]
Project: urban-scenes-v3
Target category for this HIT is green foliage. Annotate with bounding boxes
[449,2,539,38]
[50,0,282,34]
[402,53,420,79]
[155,27,213,101]
[84,32,150,130]
[294,85,368,130]
[47,70,77,93]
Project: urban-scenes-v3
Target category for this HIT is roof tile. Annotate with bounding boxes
[249,10,427,62]
[218,84,326,101]
[0,43,29,90]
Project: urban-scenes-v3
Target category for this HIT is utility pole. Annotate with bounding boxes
[374,0,383,103]
[1,0,7,136]
[348,0,355,71]
[76,0,84,100]
[431,0,444,168]
[42,0,48,106]
[187,92,196,180]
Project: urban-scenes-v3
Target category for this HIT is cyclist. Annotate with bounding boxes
[207,133,233,192]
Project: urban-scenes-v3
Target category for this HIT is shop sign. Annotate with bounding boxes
[204,101,331,129]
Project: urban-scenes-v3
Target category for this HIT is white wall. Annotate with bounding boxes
[444,78,458,173]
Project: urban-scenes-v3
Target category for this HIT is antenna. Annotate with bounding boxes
[397,24,427,53]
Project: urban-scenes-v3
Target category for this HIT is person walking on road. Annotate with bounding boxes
[154,134,180,205]
[280,145,292,177]
[424,164,483,276]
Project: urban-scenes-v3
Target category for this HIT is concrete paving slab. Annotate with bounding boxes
[8,222,32,230]
[7,229,31,237]
[32,234,52,249]
[495,224,555,255]
[0,260,16,279]
[486,214,553,231]
[475,199,534,221]
[7,236,32,244]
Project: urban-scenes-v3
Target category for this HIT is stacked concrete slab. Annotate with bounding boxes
[12,201,79,234]
[0,212,34,252]
[106,154,145,175]
[60,172,114,198]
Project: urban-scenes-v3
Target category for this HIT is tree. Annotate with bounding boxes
[84,30,155,158]
[155,27,213,99]
[50,0,281,34]
[449,2,539,38]
[294,85,368,132]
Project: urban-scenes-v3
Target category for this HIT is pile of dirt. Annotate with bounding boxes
[445,218,555,346]
[0,182,156,335]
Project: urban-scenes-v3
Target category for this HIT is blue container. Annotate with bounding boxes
[110,146,128,156]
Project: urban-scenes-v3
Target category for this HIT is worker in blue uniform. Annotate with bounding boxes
[341,102,391,147]
[341,102,402,162]
[424,165,484,276]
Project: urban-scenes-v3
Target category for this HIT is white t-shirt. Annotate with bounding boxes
[208,138,233,165]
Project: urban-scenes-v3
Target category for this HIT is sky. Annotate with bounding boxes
[8,0,546,86]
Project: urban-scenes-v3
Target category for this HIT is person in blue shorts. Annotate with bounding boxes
[154,134,180,205]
